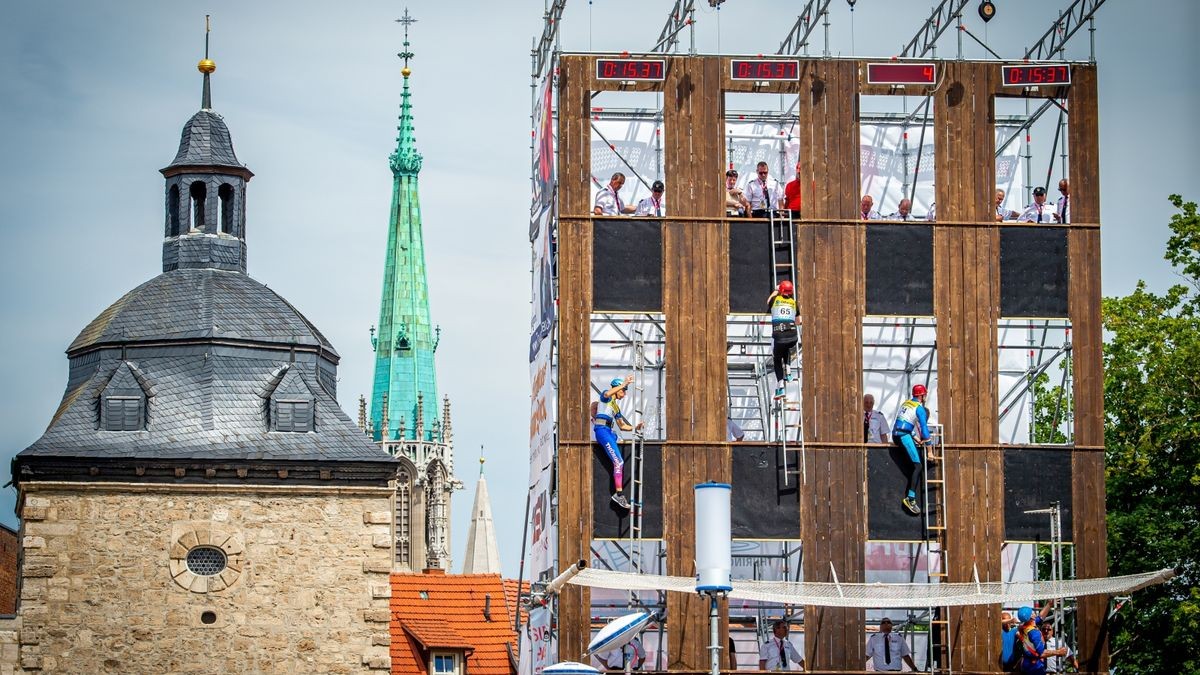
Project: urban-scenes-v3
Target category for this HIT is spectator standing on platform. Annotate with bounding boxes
[758,621,804,671]
[1040,623,1073,673]
[1056,179,1070,223]
[995,189,1018,221]
[892,383,933,515]
[864,394,889,444]
[1000,611,1021,671]
[635,180,666,217]
[865,617,918,672]
[860,194,881,220]
[590,375,643,510]
[1018,186,1060,223]
[887,198,916,221]
[767,281,799,399]
[926,202,937,222]
[726,169,750,216]
[746,162,784,217]
[784,161,803,217]
[594,172,637,216]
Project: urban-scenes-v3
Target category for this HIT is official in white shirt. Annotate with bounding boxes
[758,620,805,671]
[594,172,637,216]
[745,162,784,217]
[1017,186,1061,223]
[634,180,666,217]
[863,394,890,444]
[865,617,917,671]
[1056,178,1070,223]
[859,194,882,220]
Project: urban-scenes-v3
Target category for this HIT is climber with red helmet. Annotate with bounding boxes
[591,375,644,510]
[892,383,933,515]
[766,280,799,398]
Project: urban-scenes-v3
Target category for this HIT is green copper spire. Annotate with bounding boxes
[370,10,440,442]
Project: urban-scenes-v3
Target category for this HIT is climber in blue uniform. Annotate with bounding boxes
[591,375,643,510]
[892,383,933,515]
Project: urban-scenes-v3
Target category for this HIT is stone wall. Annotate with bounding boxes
[17,482,394,673]
[0,527,18,614]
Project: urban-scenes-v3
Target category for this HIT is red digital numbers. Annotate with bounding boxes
[596,59,665,81]
[865,63,938,86]
[1003,65,1071,87]
[730,60,799,81]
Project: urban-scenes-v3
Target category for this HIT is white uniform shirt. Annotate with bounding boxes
[865,410,889,444]
[634,195,666,217]
[860,209,882,220]
[594,186,625,215]
[600,638,646,670]
[758,636,803,670]
[1017,201,1060,223]
[886,211,921,221]
[1056,195,1070,223]
[865,632,911,671]
[926,202,936,222]
[745,177,784,211]
[1044,636,1072,673]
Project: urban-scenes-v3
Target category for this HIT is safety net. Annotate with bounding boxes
[567,567,1175,608]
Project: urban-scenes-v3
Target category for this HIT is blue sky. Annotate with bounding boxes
[0,1,1196,577]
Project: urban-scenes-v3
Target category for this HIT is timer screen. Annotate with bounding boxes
[730,60,800,81]
[866,63,937,85]
[596,59,666,81]
[1002,64,1071,86]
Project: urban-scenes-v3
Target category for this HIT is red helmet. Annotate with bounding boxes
[778,280,794,295]
[912,384,927,397]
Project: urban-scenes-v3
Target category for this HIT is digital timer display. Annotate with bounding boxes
[1002,64,1071,87]
[730,59,800,81]
[595,59,666,81]
[866,62,937,86]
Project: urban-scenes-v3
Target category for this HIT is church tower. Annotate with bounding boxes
[367,11,459,571]
[10,26,397,671]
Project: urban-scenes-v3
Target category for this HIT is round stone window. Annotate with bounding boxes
[169,525,244,593]
[186,546,228,577]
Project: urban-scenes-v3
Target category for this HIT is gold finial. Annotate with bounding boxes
[401,66,412,78]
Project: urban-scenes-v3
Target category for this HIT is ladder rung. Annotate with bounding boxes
[929,572,948,578]
[927,525,946,530]
[927,478,944,483]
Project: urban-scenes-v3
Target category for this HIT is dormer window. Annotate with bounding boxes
[274,399,312,433]
[99,362,151,432]
[265,367,317,433]
[431,653,460,675]
[104,396,144,431]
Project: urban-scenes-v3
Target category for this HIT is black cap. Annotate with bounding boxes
[1033,186,1046,196]
[880,617,892,623]
[652,180,665,192]
[726,169,738,177]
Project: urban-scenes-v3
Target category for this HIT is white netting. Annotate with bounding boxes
[569,567,1174,609]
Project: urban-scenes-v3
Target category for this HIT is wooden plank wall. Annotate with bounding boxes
[796,59,868,670]
[552,54,1105,672]
[1067,64,1108,673]
[661,55,732,670]
[933,60,1004,671]
[555,55,594,661]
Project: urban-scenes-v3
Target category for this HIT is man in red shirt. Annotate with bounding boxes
[783,161,803,217]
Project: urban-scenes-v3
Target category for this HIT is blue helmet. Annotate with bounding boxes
[610,377,626,388]
[1017,606,1033,623]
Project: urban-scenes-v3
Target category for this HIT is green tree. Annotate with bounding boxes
[1104,195,1200,673]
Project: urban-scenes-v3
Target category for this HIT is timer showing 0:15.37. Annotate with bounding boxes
[595,59,666,81]
[1002,64,1071,86]
[730,60,799,81]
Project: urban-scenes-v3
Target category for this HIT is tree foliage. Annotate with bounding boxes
[1104,195,1200,673]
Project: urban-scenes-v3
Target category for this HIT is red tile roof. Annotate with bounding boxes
[503,578,530,629]
[391,572,520,675]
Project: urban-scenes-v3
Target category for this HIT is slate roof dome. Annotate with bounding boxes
[67,268,336,356]
[165,109,245,171]
[13,51,394,482]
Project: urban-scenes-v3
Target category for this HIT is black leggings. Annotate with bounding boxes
[772,331,798,383]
